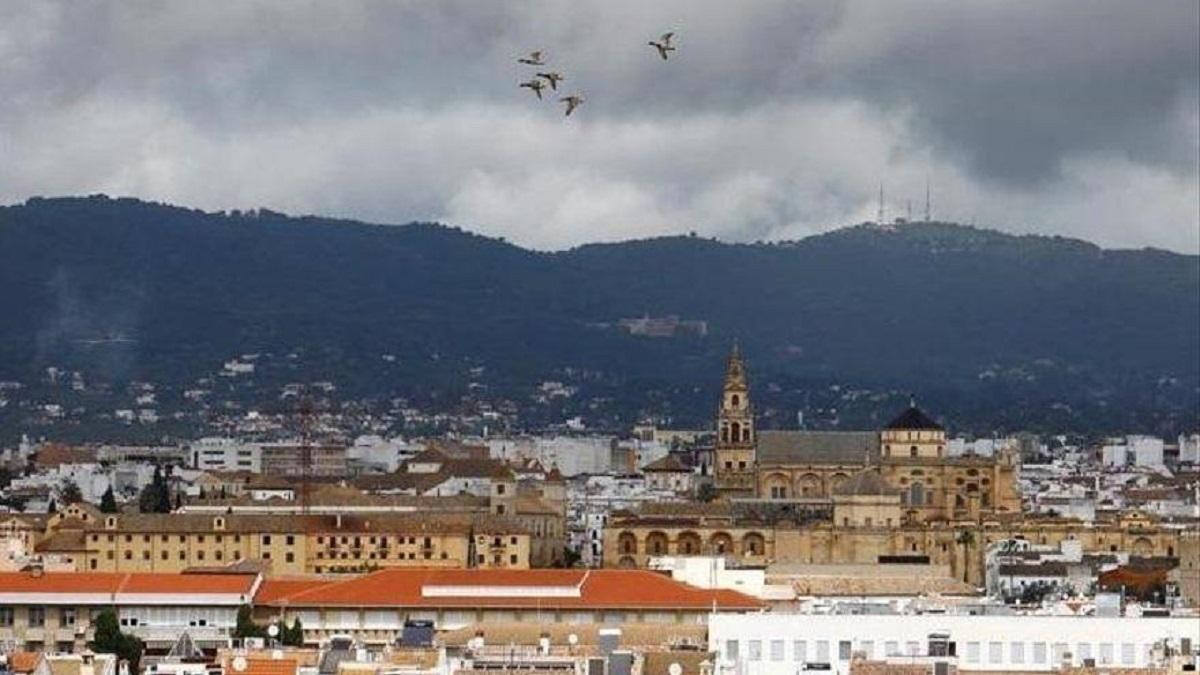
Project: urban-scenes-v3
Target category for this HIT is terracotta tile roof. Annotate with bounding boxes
[256,569,762,611]
[231,658,298,675]
[34,530,87,553]
[0,571,258,597]
[82,512,525,535]
[7,651,43,673]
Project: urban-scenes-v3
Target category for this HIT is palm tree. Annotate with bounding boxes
[1000,538,1021,602]
[955,530,974,583]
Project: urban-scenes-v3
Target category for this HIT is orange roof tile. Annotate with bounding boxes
[257,568,762,611]
[8,651,43,673]
[233,659,297,675]
[0,571,258,596]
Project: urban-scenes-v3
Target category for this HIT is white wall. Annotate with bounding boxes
[708,613,1200,674]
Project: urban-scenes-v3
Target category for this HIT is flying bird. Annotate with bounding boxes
[519,78,546,99]
[517,50,546,66]
[648,32,676,60]
[560,94,584,116]
[536,71,565,91]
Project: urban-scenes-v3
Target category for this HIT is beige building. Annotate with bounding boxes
[605,502,1188,586]
[36,507,531,574]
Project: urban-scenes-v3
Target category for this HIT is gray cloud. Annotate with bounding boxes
[1,1,1196,252]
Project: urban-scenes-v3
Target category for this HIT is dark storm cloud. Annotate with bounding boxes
[0,1,1196,251]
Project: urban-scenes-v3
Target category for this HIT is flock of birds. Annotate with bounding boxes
[516,31,677,116]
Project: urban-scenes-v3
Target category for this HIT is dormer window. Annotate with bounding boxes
[105,517,117,529]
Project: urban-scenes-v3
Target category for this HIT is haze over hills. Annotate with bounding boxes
[0,195,1196,437]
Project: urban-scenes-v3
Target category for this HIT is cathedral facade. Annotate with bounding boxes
[712,345,1021,522]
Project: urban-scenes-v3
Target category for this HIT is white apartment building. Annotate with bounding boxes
[709,613,1200,674]
[188,437,262,472]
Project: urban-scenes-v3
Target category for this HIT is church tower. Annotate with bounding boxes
[714,343,756,497]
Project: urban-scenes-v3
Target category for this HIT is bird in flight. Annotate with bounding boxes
[517,50,546,66]
[519,78,546,99]
[560,94,584,116]
[648,32,676,60]
[536,71,565,91]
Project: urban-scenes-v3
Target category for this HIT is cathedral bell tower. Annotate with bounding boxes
[714,342,756,496]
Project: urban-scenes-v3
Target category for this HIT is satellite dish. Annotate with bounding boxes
[268,624,279,638]
[232,657,247,672]
[669,663,683,675]
[568,634,578,646]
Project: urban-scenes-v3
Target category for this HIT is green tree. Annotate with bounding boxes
[955,530,975,583]
[92,608,144,672]
[100,486,118,513]
[46,497,57,514]
[696,482,717,503]
[59,479,83,505]
[280,617,304,646]
[138,466,173,513]
[233,604,267,640]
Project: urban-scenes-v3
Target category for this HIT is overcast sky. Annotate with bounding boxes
[1,1,1197,252]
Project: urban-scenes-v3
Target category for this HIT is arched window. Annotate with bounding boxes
[730,422,741,442]
[910,446,918,457]
[908,482,925,506]
[731,394,740,407]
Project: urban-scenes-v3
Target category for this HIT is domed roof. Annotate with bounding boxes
[884,405,943,431]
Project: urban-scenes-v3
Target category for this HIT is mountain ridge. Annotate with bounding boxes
[0,194,1196,437]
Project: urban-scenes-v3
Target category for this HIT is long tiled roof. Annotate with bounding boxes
[73,512,526,535]
[0,571,258,597]
[256,568,762,611]
[757,431,880,465]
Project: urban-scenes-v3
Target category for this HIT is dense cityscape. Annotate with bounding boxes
[0,345,1197,673]
[3,1,1198,674]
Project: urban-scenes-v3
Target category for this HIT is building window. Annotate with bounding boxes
[60,607,75,626]
[770,640,784,662]
[988,642,1003,664]
[286,535,295,546]
[262,535,272,545]
[285,552,295,563]
[510,554,518,564]
[1032,642,1047,664]
[1011,642,1024,664]
[0,607,13,627]
[793,641,805,662]
[747,640,762,662]
[838,641,852,661]
[28,607,45,627]
[1120,643,1135,665]
[815,641,830,662]
[725,640,739,660]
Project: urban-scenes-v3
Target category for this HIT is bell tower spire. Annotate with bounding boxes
[714,341,756,497]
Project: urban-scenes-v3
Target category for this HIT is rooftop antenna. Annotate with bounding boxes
[876,183,885,223]
[906,199,912,221]
[924,177,932,222]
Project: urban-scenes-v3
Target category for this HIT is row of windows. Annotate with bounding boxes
[91,533,296,546]
[0,607,74,628]
[724,638,1154,667]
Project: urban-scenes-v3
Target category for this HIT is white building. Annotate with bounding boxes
[188,437,262,473]
[1179,433,1200,465]
[485,436,612,476]
[708,612,1200,673]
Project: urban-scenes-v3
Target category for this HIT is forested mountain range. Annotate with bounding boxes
[1,195,1196,437]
